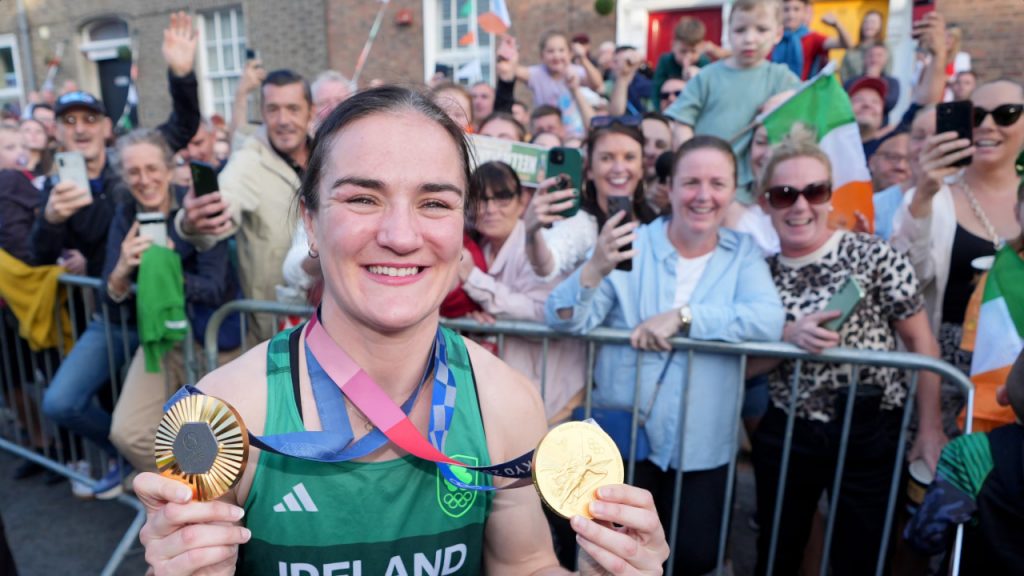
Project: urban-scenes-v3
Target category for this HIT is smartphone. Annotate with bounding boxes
[936,101,973,168]
[606,195,634,272]
[137,212,168,247]
[822,277,865,332]
[546,146,582,218]
[189,161,219,197]
[55,151,89,191]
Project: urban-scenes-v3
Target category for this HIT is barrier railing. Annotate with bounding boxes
[0,274,198,575]
[0,290,975,575]
[202,299,974,576]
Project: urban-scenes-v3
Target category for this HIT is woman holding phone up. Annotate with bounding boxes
[546,135,784,575]
[525,116,658,284]
[103,129,238,486]
[748,129,946,576]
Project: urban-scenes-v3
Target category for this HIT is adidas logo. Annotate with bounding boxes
[273,482,319,512]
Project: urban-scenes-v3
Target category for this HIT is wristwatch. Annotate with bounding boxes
[678,305,692,337]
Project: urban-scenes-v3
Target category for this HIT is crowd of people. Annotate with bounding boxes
[0,0,1021,574]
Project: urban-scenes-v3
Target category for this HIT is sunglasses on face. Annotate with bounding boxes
[660,90,682,100]
[973,104,1023,127]
[589,115,643,129]
[478,189,518,208]
[764,181,833,210]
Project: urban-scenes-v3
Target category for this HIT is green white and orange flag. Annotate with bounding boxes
[761,63,874,232]
[962,246,1024,431]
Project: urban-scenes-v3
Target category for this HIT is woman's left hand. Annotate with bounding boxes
[575,484,670,576]
[630,309,683,352]
[909,423,948,473]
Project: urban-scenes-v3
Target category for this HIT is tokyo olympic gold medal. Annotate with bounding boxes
[154,394,249,502]
[532,421,624,519]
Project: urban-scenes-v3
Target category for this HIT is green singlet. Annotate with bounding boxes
[238,326,494,576]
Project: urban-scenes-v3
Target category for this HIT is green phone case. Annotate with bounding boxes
[547,146,582,218]
[822,277,865,332]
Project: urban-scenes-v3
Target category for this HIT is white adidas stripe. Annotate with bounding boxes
[272,482,319,512]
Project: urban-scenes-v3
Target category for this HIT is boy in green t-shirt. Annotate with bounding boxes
[665,0,800,190]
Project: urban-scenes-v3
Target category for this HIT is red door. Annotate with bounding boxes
[646,7,724,66]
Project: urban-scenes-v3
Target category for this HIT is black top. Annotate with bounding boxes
[961,424,1024,575]
[942,224,995,325]
[0,169,42,263]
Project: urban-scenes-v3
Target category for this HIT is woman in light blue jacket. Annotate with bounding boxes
[546,135,784,575]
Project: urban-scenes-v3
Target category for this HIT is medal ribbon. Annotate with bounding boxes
[164,316,533,491]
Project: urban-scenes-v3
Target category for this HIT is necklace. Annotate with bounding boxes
[959,175,1004,250]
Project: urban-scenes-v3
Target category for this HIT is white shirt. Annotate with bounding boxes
[672,252,714,308]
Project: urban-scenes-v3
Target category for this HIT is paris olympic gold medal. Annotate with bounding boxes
[532,421,624,519]
[154,394,249,502]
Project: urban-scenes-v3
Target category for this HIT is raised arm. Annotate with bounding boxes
[572,41,604,92]
[157,11,201,153]
[821,13,853,51]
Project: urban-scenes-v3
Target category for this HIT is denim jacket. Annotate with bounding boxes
[545,218,785,471]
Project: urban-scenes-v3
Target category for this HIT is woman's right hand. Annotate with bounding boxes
[911,131,974,216]
[524,176,577,235]
[135,472,251,576]
[113,221,153,281]
[580,209,637,287]
[783,310,842,354]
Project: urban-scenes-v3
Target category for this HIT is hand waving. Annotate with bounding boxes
[163,11,198,78]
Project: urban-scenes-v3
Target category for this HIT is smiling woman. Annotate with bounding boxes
[131,87,670,576]
[546,135,785,575]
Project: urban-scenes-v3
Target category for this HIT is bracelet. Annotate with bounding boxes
[107,279,130,303]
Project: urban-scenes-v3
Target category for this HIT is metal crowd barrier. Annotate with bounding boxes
[201,299,975,576]
[0,274,200,575]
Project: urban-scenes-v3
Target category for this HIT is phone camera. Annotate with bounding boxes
[549,150,564,164]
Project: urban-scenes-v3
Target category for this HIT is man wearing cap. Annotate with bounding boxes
[849,76,891,155]
[36,12,202,501]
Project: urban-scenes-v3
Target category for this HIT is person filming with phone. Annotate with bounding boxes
[747,128,946,576]
[103,129,238,478]
[893,80,1023,379]
[546,135,784,575]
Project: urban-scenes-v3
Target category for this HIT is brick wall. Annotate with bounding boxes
[324,0,617,99]
[936,0,1023,83]
[1,0,328,128]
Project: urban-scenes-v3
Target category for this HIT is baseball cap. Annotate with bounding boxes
[847,77,888,102]
[55,91,107,117]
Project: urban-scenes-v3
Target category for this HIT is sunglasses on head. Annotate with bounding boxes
[589,115,643,129]
[973,104,1023,127]
[764,181,833,210]
[660,89,682,100]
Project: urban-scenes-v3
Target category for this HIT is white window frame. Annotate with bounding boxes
[0,34,24,108]
[196,7,247,122]
[423,0,495,86]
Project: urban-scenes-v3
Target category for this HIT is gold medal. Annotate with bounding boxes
[154,394,249,502]
[532,421,624,519]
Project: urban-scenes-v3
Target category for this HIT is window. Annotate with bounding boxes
[198,7,247,121]
[0,35,23,111]
[426,0,495,85]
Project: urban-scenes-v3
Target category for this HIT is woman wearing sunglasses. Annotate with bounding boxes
[893,80,1023,410]
[547,135,785,575]
[524,116,658,283]
[750,129,946,576]
[458,161,585,423]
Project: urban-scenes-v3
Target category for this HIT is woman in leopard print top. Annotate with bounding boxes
[746,129,948,576]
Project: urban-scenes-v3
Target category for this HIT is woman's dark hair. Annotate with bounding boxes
[673,135,738,186]
[478,112,527,141]
[471,161,522,203]
[301,86,476,216]
[582,122,657,227]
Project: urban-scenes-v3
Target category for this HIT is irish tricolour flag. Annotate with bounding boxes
[761,63,874,232]
[962,246,1024,431]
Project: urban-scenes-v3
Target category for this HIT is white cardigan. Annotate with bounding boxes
[891,182,956,333]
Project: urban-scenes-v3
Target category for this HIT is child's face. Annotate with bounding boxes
[729,6,782,67]
[781,0,810,31]
[672,40,699,68]
[542,36,570,76]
